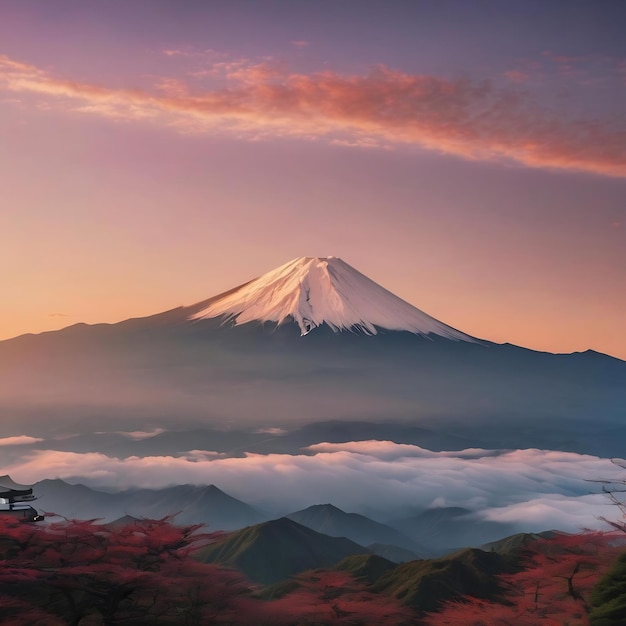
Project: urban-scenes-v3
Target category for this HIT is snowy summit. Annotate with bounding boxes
[189,256,473,340]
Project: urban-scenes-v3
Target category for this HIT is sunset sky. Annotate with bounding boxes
[1,0,625,358]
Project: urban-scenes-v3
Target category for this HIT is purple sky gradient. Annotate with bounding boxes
[1,0,625,357]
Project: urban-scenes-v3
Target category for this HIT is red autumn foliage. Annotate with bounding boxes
[255,570,413,625]
[0,594,67,626]
[0,514,252,625]
[422,531,622,625]
[0,514,410,625]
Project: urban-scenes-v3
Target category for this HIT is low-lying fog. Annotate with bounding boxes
[4,434,624,534]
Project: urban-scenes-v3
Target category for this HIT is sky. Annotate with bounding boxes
[1,0,625,358]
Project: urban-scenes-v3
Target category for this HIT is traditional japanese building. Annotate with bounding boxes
[0,475,44,522]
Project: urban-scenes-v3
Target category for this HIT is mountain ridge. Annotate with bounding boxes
[188,256,474,340]
[286,503,423,554]
[1,256,625,455]
[198,517,371,584]
[34,479,266,529]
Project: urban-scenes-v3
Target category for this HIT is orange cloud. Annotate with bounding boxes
[1,54,625,177]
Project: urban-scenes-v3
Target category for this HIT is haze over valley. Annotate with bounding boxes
[2,256,625,546]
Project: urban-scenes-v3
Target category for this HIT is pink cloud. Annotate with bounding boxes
[503,70,530,84]
[94,428,166,440]
[290,40,310,48]
[1,54,625,177]
[0,435,43,446]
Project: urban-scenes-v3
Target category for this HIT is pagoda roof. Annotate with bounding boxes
[0,475,33,496]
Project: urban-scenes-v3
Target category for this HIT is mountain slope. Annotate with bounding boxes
[197,517,370,584]
[0,257,624,455]
[35,480,264,529]
[368,543,421,564]
[123,484,265,529]
[372,548,517,613]
[189,256,472,339]
[3,318,624,455]
[480,530,563,553]
[333,553,397,584]
[286,503,422,553]
[260,545,519,613]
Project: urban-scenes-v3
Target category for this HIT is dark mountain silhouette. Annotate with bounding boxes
[197,517,370,584]
[286,503,422,553]
[390,507,516,555]
[35,479,264,529]
[35,479,116,518]
[368,543,421,563]
[124,484,265,529]
[107,514,141,527]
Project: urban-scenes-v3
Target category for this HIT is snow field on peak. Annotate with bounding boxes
[190,256,473,341]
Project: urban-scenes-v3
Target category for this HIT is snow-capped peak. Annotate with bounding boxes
[189,256,473,340]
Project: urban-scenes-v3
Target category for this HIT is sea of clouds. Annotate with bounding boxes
[4,439,625,532]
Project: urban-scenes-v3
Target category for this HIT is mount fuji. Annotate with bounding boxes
[188,256,472,340]
[0,256,624,455]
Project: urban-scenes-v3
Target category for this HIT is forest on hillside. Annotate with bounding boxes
[1,514,625,625]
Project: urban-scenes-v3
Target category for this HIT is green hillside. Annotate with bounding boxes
[197,517,370,584]
[333,553,397,584]
[591,552,626,625]
[481,530,562,553]
[372,547,516,613]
